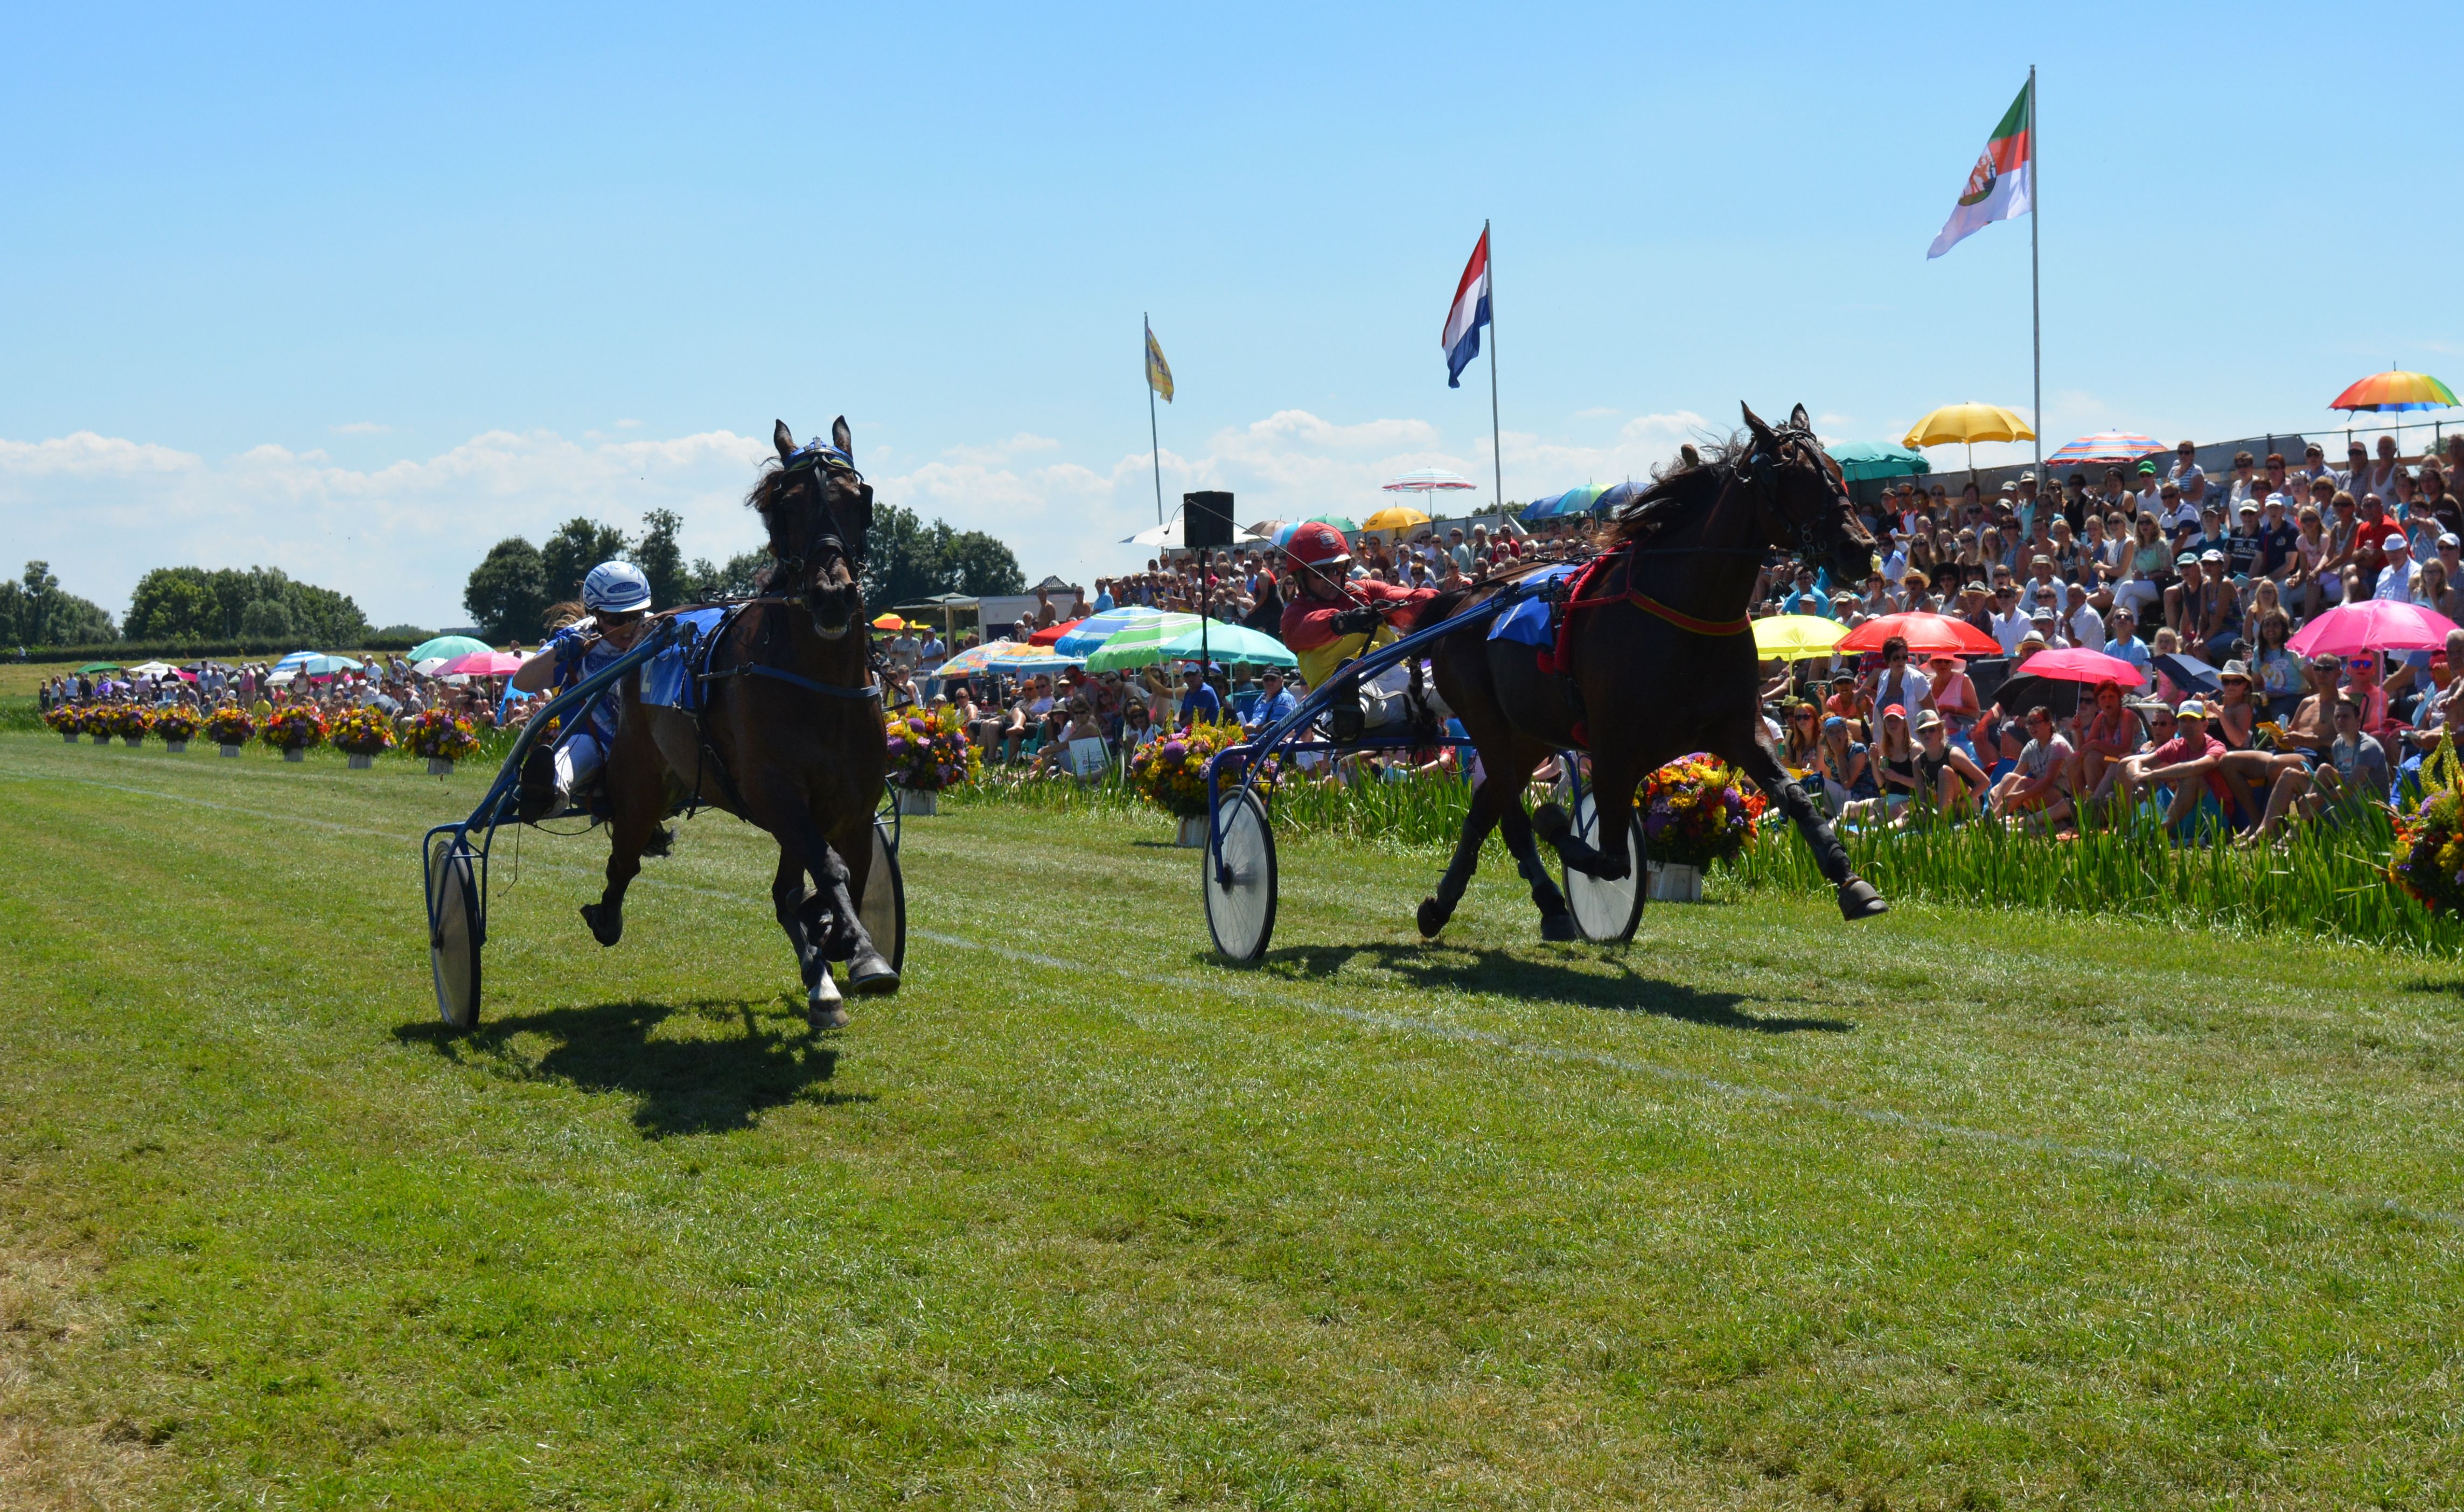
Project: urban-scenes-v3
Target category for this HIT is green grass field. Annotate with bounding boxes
[6,731,2464,1510]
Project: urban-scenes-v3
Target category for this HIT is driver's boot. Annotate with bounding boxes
[515,745,559,823]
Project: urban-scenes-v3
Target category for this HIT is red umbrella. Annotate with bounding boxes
[2287,599,2460,657]
[1836,612,2001,657]
[2012,646,2146,687]
[1028,618,1084,647]
[438,650,528,677]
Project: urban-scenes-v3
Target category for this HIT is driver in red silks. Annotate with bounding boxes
[1277,522,1437,691]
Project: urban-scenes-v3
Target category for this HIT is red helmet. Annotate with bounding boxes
[1285,521,1352,570]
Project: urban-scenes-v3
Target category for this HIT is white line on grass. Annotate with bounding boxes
[22,759,2462,1229]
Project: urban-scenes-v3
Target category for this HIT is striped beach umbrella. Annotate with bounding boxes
[1053,605,1165,657]
[1381,467,1477,494]
[2330,370,2461,413]
[2043,431,2163,467]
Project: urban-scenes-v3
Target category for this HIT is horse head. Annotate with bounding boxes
[751,416,874,639]
[1740,402,1877,587]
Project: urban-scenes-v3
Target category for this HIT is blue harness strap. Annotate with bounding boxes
[734,662,882,700]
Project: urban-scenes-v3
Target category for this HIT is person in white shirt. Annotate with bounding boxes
[2021,554,2069,613]
[2167,440,2205,494]
[2069,587,2110,652]
[2376,534,2420,601]
[1986,584,2033,655]
[2027,608,2068,650]
[2360,435,2405,508]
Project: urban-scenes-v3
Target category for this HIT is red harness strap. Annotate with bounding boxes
[1534,548,1751,748]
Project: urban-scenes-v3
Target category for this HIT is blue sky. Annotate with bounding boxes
[6,2,2461,629]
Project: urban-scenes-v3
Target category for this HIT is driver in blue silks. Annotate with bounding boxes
[511,561,655,821]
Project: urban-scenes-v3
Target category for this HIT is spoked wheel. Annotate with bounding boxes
[1561,790,1646,944]
[858,817,906,975]
[1203,789,1278,964]
[427,835,484,1030]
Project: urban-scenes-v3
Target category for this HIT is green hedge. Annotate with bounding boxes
[10,636,429,666]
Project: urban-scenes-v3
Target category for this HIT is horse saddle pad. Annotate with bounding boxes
[1486,564,1585,648]
[640,606,735,713]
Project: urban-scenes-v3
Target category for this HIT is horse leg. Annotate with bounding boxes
[580,720,661,948]
[821,809,898,996]
[1496,783,1579,941]
[1728,738,1886,920]
[1418,769,1512,938]
[1532,753,1638,883]
[772,845,842,1028]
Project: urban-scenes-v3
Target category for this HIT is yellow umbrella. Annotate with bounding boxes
[870,613,910,631]
[1753,614,1849,662]
[1361,503,1432,534]
[1902,402,2035,492]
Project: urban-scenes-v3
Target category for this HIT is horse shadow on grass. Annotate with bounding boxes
[1255,942,1852,1035]
[395,997,869,1137]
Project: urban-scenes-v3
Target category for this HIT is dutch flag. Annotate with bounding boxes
[1441,225,1490,389]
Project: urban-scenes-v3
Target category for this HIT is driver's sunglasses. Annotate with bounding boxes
[599,608,648,628]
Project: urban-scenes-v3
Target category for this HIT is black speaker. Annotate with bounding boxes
[1183,490,1236,551]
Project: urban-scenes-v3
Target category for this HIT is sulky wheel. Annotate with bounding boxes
[1203,789,1278,964]
[428,835,485,1031]
[1561,789,1646,944]
[859,816,906,975]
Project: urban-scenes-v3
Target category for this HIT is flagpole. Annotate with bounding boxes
[1146,313,1165,527]
[1485,220,1504,517]
[2028,66,2041,482]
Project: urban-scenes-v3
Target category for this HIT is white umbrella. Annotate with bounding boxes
[1381,467,1478,494]
[127,661,177,678]
[1126,518,1268,549]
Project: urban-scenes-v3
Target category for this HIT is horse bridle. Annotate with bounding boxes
[764,443,866,597]
[1726,426,1859,566]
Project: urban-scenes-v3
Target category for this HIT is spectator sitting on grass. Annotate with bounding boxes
[2117,697,2237,839]
[2239,697,2394,847]
[1987,704,2074,831]
[1812,715,1874,815]
[1840,704,1921,823]
[1909,708,1990,819]
[2070,680,2139,809]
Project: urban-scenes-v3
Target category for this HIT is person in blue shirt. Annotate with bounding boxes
[1177,665,1222,726]
[1782,564,1834,619]
[1090,578,1115,614]
[511,561,655,820]
[1248,668,1298,729]
[2102,605,2152,672]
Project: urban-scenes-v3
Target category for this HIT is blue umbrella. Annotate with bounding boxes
[1053,605,1165,657]
[1518,491,1565,523]
[1592,480,1648,516]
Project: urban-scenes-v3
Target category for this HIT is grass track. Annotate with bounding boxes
[4,732,2464,1509]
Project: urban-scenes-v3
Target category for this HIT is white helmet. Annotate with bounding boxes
[581,561,652,614]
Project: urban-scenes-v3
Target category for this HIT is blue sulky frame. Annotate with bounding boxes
[1197,584,1636,964]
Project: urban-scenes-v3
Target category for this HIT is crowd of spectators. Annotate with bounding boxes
[1763,432,2464,844]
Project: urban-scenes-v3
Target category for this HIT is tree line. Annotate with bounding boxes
[462,505,1025,645]
[0,563,118,648]
[121,564,373,647]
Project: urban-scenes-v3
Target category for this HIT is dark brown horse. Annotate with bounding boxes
[584,416,899,1027]
[1418,402,1886,941]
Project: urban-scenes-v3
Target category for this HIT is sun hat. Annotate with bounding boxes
[2174,551,2198,568]
[2176,698,2209,720]
[2219,660,2252,683]
[1914,708,1943,730]
[2201,548,2226,564]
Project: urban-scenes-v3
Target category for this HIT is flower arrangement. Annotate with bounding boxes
[885,706,980,792]
[330,705,397,757]
[106,704,153,741]
[2392,746,2464,914]
[403,709,480,762]
[43,703,83,735]
[203,706,257,747]
[153,708,202,744]
[261,704,327,752]
[1638,752,1767,870]
[1129,719,1260,819]
[79,705,116,738]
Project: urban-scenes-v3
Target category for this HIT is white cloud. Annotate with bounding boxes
[0,408,1723,625]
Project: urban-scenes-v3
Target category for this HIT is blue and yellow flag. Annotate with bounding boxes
[1144,319,1174,403]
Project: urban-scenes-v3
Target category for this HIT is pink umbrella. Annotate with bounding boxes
[2286,599,2461,658]
[2014,646,2146,687]
[438,650,529,677]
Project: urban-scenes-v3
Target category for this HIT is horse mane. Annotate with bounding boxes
[1589,432,1758,549]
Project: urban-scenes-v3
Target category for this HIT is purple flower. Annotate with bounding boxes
[1160,739,1188,766]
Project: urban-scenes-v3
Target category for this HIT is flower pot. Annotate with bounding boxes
[426,757,456,777]
[90,733,110,745]
[220,744,242,758]
[347,753,374,770]
[62,731,78,744]
[283,747,306,764]
[894,786,938,816]
[121,736,144,747]
[165,740,188,754]
[1175,814,1209,848]
[1646,862,1703,904]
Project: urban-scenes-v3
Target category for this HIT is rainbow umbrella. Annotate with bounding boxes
[932,639,1017,677]
[2044,431,2163,467]
[1083,613,1206,672]
[2330,370,2461,413]
[986,642,1083,673]
[1053,605,1164,657]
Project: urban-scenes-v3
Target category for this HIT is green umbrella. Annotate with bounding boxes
[1148,620,1295,668]
[76,661,121,674]
[1083,613,1205,671]
[410,634,493,664]
[1824,441,1933,484]
[1302,513,1358,533]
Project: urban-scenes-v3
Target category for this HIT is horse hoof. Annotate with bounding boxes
[807,999,849,1030]
[1838,878,1888,920]
[1531,802,1570,845]
[1416,897,1450,939]
[580,902,622,948]
[1541,912,1579,943]
[847,952,901,996]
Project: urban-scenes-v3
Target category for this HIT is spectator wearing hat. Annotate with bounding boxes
[2375,531,2419,602]
[2254,494,2300,582]
[2210,661,2261,749]
[1923,652,1980,740]
[2119,698,2236,838]
[2224,500,2267,579]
